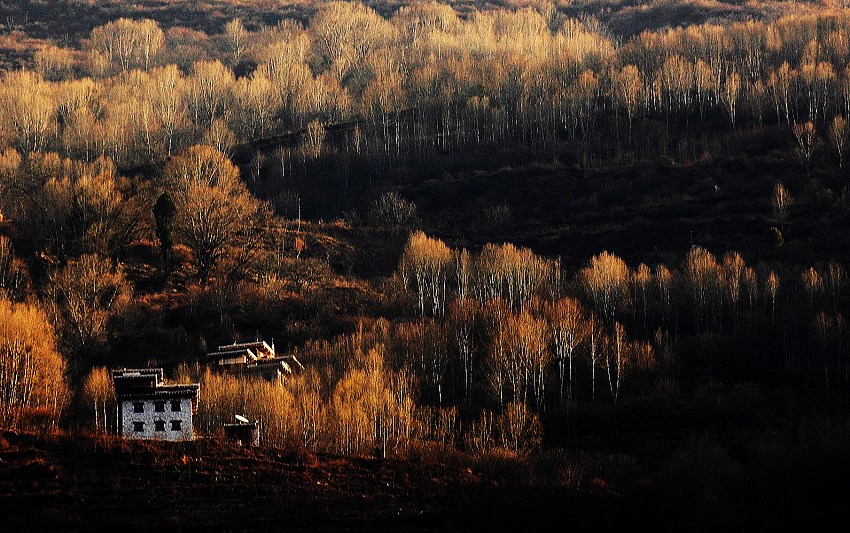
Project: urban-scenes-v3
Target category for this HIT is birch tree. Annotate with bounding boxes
[398,231,453,317]
[0,296,68,429]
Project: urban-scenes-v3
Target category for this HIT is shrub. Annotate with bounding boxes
[369,191,417,230]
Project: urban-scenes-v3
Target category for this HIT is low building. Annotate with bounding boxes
[223,421,260,447]
[207,340,304,379]
[113,368,200,441]
[207,340,276,365]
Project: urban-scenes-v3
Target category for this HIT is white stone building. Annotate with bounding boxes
[113,369,200,441]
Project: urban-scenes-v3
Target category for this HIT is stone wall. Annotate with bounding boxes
[119,397,194,441]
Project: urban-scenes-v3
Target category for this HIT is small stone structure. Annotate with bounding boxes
[113,368,200,441]
[223,421,260,447]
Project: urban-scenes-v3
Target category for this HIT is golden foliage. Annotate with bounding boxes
[399,231,453,317]
[82,366,114,433]
[0,70,56,153]
[191,332,415,457]
[685,246,719,331]
[498,401,542,453]
[163,144,266,281]
[0,296,68,429]
[89,18,165,72]
[581,251,630,326]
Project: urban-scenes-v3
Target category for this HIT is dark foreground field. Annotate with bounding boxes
[0,431,643,532]
[2,421,850,532]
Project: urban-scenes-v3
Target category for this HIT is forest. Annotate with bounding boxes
[3,0,850,529]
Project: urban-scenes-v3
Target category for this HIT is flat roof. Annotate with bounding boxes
[117,384,200,400]
[216,341,273,352]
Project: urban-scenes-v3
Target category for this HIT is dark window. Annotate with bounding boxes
[171,420,182,431]
[154,401,165,412]
[133,402,144,413]
[133,421,144,432]
[171,400,181,412]
[155,420,165,432]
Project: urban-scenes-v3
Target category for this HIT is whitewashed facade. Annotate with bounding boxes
[119,395,195,441]
[113,369,199,442]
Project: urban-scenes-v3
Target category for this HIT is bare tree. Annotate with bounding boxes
[446,297,478,405]
[82,366,114,434]
[309,1,394,81]
[0,236,28,301]
[722,71,741,129]
[187,60,235,128]
[162,145,267,282]
[224,18,249,65]
[580,251,630,327]
[0,70,56,153]
[147,65,189,157]
[631,263,652,331]
[497,401,542,453]
[793,121,821,178]
[299,120,325,161]
[614,64,643,143]
[602,322,653,408]
[546,297,589,405]
[655,264,675,327]
[44,254,131,356]
[398,231,452,317]
[830,115,848,169]
[722,252,746,333]
[370,191,417,230]
[89,18,164,72]
[685,246,719,332]
[490,310,548,409]
[766,270,780,328]
[603,322,627,407]
[772,182,793,231]
[34,45,74,81]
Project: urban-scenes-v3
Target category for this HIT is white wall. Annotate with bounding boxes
[119,397,194,441]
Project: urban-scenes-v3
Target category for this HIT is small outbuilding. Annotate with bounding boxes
[223,419,261,447]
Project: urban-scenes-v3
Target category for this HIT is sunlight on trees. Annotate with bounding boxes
[830,115,847,168]
[44,254,130,356]
[0,296,68,430]
[772,182,793,230]
[793,121,821,176]
[399,231,453,317]
[82,366,114,434]
[5,3,850,481]
[685,246,719,332]
[89,18,164,72]
[580,251,630,327]
[162,144,266,282]
[0,71,57,153]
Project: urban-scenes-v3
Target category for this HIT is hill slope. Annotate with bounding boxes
[0,431,642,531]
